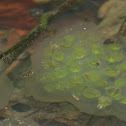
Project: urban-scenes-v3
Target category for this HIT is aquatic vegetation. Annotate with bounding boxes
[25,22,126,121]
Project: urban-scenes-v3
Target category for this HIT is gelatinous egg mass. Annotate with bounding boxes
[26,22,126,121]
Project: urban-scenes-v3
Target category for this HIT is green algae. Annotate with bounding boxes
[64,35,75,42]
[62,35,75,47]
[104,68,120,77]
[72,48,86,59]
[120,98,126,104]
[116,61,126,71]
[28,21,126,119]
[115,78,126,86]
[97,96,112,110]
[87,56,102,68]
[38,72,57,83]
[55,66,68,79]
[95,80,108,87]
[42,58,57,69]
[83,88,101,98]
[43,47,53,58]
[107,43,122,51]
[62,40,73,48]
[55,81,71,90]
[84,71,103,82]
[53,49,64,61]
[105,52,124,63]
[70,75,83,85]
[69,60,81,72]
[91,44,103,55]
[105,86,122,99]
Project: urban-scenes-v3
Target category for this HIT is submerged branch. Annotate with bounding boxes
[0,0,82,61]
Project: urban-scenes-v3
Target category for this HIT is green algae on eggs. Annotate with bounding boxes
[53,49,65,61]
[69,60,82,72]
[116,61,126,71]
[91,44,103,55]
[115,78,126,87]
[26,21,126,121]
[83,88,101,98]
[105,86,122,100]
[107,43,122,51]
[72,48,86,59]
[70,75,83,85]
[97,96,112,110]
[104,68,120,77]
[105,52,124,63]
[62,35,75,48]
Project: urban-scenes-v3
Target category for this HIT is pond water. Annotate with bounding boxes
[1,0,126,126]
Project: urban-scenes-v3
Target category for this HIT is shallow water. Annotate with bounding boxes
[1,0,126,126]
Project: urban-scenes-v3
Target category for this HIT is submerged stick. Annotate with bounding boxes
[0,0,82,60]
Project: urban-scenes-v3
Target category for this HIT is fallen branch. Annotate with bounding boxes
[0,0,82,61]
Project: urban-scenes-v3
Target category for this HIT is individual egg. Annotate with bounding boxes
[116,61,126,71]
[54,66,68,79]
[69,60,82,72]
[62,35,75,48]
[38,72,57,83]
[55,80,71,90]
[83,88,101,98]
[43,47,53,58]
[64,35,75,42]
[70,75,83,85]
[115,78,126,86]
[107,43,122,51]
[87,56,102,68]
[91,44,103,55]
[42,58,57,69]
[104,68,120,77]
[53,49,64,61]
[83,70,103,82]
[97,96,112,110]
[95,80,108,87]
[72,48,86,59]
[120,97,126,104]
[105,52,124,63]
[105,86,122,100]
